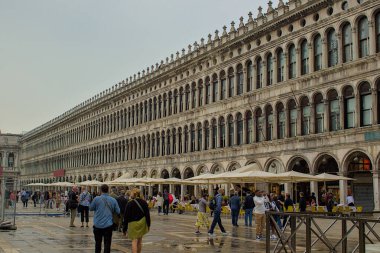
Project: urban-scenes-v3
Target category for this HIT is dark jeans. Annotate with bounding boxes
[244,208,253,226]
[158,206,162,214]
[231,209,239,226]
[93,225,113,253]
[22,200,28,207]
[80,205,89,223]
[163,200,169,215]
[208,211,226,234]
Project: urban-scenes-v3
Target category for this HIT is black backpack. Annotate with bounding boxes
[209,197,217,210]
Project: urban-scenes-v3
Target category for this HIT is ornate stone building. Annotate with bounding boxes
[0,133,21,190]
[19,0,380,210]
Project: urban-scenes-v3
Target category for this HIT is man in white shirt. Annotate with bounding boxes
[253,190,266,240]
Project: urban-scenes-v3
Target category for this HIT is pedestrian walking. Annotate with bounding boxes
[299,192,307,212]
[208,188,228,237]
[90,184,120,253]
[21,189,29,208]
[68,186,79,227]
[55,191,62,210]
[155,192,163,215]
[283,193,294,227]
[253,190,266,240]
[32,192,38,207]
[229,192,241,227]
[123,188,150,253]
[243,191,254,227]
[79,188,91,227]
[194,193,210,235]
[116,191,128,232]
[163,190,170,215]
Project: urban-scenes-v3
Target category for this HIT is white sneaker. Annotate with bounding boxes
[221,232,228,236]
[208,233,216,237]
[270,235,277,240]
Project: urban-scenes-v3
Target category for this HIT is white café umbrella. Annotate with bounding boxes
[47,182,76,187]
[314,173,355,182]
[77,180,103,186]
[266,170,318,183]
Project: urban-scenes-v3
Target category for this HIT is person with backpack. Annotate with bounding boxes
[68,186,79,227]
[208,188,228,237]
[229,192,241,227]
[243,191,255,227]
[162,190,170,215]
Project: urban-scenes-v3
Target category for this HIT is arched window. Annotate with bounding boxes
[327,29,338,67]
[144,102,148,122]
[359,82,372,126]
[376,12,380,53]
[301,97,310,135]
[220,71,226,100]
[277,103,285,139]
[179,88,184,113]
[172,129,176,154]
[277,49,285,82]
[166,131,170,155]
[267,54,273,86]
[198,80,203,107]
[314,93,324,133]
[151,135,155,157]
[178,128,182,154]
[219,117,226,148]
[255,108,264,142]
[314,34,322,71]
[343,86,355,129]
[131,106,135,126]
[156,132,160,156]
[168,92,173,116]
[211,119,217,149]
[246,111,253,144]
[266,106,273,140]
[289,100,297,137]
[184,126,189,153]
[174,90,178,114]
[358,17,369,58]
[247,61,253,92]
[378,81,380,124]
[301,40,309,75]
[185,85,190,110]
[342,23,353,62]
[161,131,165,156]
[228,115,234,146]
[212,74,218,102]
[204,121,210,150]
[190,124,195,152]
[163,94,167,117]
[236,113,243,145]
[205,77,211,105]
[328,89,340,131]
[228,68,235,97]
[256,57,263,88]
[288,45,296,79]
[237,64,244,95]
[191,83,196,109]
[197,123,202,151]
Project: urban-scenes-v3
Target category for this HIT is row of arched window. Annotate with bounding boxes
[26,79,380,172]
[26,12,380,158]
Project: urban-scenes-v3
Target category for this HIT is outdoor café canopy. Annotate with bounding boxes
[77,180,103,186]
[314,173,355,181]
[25,183,47,186]
[47,182,76,187]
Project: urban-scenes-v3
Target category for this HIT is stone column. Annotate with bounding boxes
[373,170,380,211]
[210,81,215,102]
[243,68,248,93]
[339,96,344,130]
[373,89,378,125]
[323,100,329,132]
[297,108,302,136]
[322,38,328,69]
[352,28,358,60]
[182,130,186,153]
[310,103,315,134]
[273,110,278,140]
[242,115,247,144]
[339,177,348,206]
[195,128,199,151]
[169,185,173,194]
[158,184,163,193]
[253,62,257,90]
[369,21,376,56]
[273,57,278,85]
[180,184,184,201]
[262,60,267,88]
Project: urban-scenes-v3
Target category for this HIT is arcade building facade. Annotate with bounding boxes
[19,0,380,211]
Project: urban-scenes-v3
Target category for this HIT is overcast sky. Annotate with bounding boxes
[0,0,279,134]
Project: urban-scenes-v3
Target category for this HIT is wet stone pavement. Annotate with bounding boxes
[0,209,372,253]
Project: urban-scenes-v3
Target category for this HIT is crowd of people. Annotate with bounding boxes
[6,185,356,252]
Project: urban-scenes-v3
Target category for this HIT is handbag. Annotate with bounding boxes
[127,199,149,239]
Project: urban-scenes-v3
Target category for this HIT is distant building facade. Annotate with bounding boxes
[19,0,380,210]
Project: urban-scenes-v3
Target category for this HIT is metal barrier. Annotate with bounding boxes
[265,211,380,253]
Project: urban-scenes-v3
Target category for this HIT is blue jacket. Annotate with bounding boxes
[229,195,241,211]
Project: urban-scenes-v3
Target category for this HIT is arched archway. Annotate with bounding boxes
[161,169,170,193]
[345,151,373,211]
[288,156,311,201]
[171,168,181,197]
[266,159,285,194]
[314,154,340,205]
[183,167,195,198]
